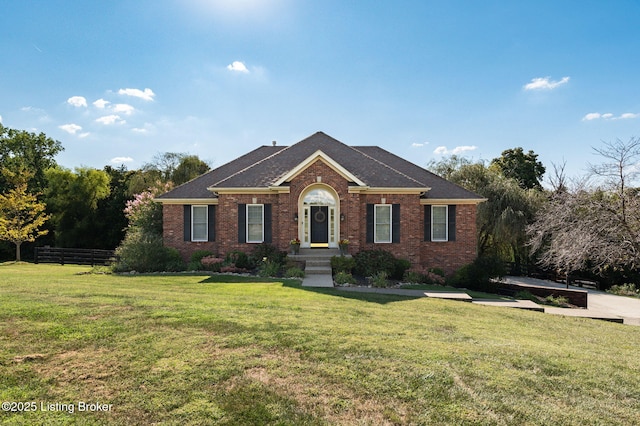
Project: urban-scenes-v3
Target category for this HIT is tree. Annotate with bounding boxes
[172,155,210,185]
[0,124,63,194]
[429,157,542,265]
[490,147,546,190]
[528,137,640,287]
[44,167,111,248]
[0,169,49,261]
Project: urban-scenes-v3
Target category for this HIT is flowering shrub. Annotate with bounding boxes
[201,255,224,272]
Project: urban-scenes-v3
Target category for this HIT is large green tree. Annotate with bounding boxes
[0,124,63,194]
[429,157,543,265]
[44,167,111,248]
[490,147,546,190]
[0,169,49,261]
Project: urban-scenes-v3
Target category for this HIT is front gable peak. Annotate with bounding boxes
[273,149,367,187]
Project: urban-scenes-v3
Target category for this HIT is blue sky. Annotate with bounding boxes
[1,0,639,180]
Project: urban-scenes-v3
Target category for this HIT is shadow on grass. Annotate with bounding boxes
[281,280,422,305]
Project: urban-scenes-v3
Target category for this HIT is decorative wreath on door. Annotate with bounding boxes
[314,210,326,223]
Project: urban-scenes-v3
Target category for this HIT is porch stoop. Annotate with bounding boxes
[289,248,347,287]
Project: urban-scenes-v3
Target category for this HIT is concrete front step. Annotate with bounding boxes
[305,266,333,275]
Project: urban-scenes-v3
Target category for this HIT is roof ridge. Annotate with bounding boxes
[210,145,290,187]
[348,145,428,187]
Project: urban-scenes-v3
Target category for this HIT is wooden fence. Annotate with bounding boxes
[34,247,116,266]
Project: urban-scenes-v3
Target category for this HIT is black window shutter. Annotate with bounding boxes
[238,204,246,243]
[366,204,374,243]
[264,204,272,243]
[424,205,431,241]
[392,204,400,243]
[183,205,191,241]
[208,205,216,242]
[448,205,456,242]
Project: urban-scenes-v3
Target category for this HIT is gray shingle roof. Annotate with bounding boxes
[157,131,483,201]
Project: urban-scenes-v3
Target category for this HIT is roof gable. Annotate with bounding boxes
[156,131,484,202]
[272,149,367,186]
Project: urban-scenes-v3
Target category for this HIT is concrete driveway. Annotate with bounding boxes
[503,276,640,326]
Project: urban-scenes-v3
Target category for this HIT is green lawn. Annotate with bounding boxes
[1,264,639,425]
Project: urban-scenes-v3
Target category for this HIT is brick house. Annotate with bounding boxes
[155,132,485,275]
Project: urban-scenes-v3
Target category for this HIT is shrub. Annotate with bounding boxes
[201,255,224,272]
[285,267,305,278]
[334,271,356,285]
[393,258,412,280]
[447,255,505,293]
[608,283,640,298]
[403,270,425,284]
[225,251,254,270]
[331,256,356,273]
[258,259,282,277]
[371,271,389,288]
[190,250,214,264]
[252,243,286,264]
[114,230,185,273]
[354,249,396,277]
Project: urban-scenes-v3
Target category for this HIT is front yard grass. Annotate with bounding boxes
[1,263,639,425]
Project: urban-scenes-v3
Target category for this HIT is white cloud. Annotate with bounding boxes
[93,98,110,109]
[59,123,83,134]
[110,156,134,164]
[434,145,478,155]
[582,112,602,121]
[112,103,135,115]
[67,96,87,107]
[582,112,639,121]
[78,132,90,139]
[618,113,640,120]
[524,76,570,91]
[411,142,427,148]
[227,61,249,73]
[118,88,155,101]
[132,127,148,134]
[95,115,125,125]
[434,146,449,155]
[0,115,3,123]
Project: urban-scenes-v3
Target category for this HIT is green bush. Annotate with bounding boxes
[334,271,356,285]
[252,243,286,264]
[225,250,254,270]
[354,249,396,277]
[285,267,305,278]
[608,283,640,298]
[331,256,356,273]
[258,259,282,277]
[447,255,505,293]
[114,230,185,273]
[371,271,389,288]
[190,250,214,264]
[403,270,424,283]
[393,258,412,280]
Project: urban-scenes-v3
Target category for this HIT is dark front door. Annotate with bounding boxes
[311,206,329,245]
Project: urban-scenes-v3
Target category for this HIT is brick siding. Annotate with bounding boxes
[162,159,478,274]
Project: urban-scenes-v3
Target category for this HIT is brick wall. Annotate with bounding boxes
[163,204,218,261]
[162,160,479,274]
[420,204,478,275]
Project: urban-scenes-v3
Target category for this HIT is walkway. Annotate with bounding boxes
[335,277,640,326]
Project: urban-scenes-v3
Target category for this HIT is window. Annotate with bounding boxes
[374,204,392,243]
[432,205,448,242]
[246,204,264,243]
[191,205,208,242]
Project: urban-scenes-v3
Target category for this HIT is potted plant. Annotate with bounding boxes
[290,238,301,254]
[338,239,349,255]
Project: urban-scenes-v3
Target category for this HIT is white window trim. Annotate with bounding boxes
[191,205,208,242]
[374,204,392,243]
[431,205,448,242]
[246,204,264,243]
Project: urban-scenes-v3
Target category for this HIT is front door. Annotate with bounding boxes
[310,206,329,247]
